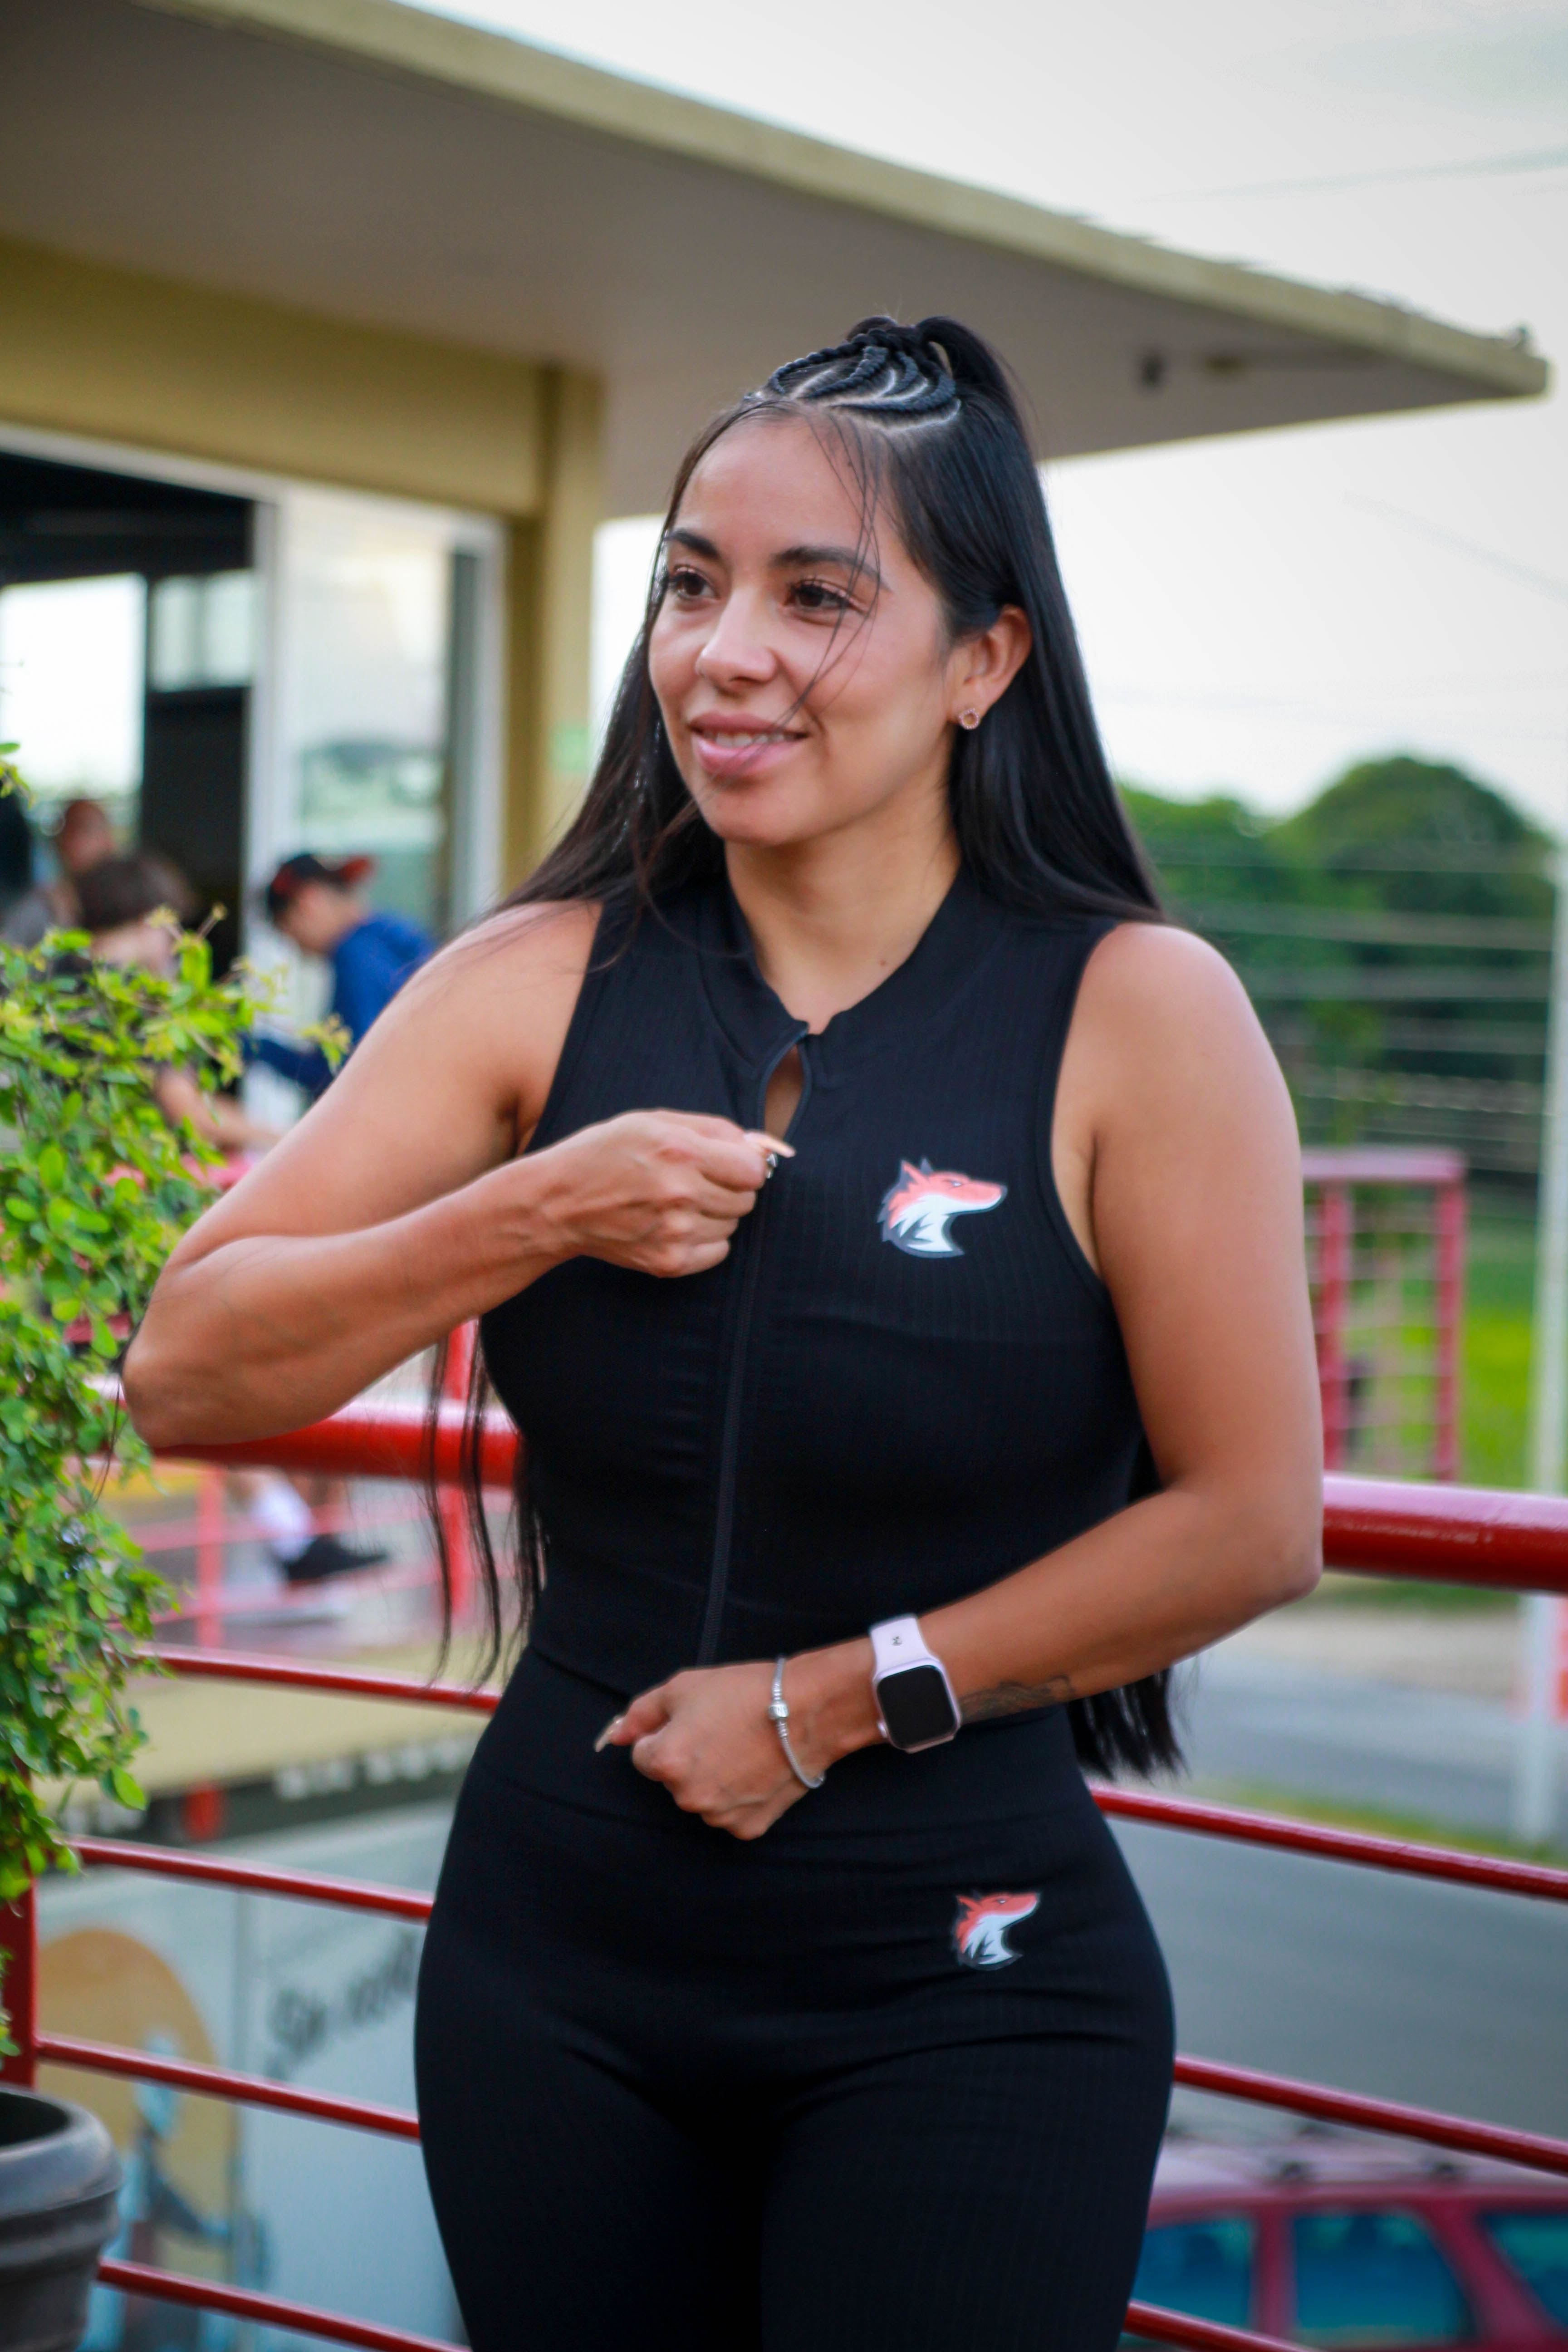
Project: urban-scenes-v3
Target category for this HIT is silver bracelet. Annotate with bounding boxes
[769,1656,825,1791]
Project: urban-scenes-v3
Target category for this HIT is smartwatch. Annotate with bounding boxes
[870,1616,961,1752]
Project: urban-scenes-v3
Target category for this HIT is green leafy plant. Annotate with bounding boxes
[0,751,289,2045]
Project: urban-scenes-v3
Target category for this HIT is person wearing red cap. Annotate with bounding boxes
[252,853,431,1100]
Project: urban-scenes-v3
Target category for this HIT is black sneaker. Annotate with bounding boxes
[283,1534,391,1586]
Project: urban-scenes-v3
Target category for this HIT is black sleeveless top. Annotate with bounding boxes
[480,866,1146,1700]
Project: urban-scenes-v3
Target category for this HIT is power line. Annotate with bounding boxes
[1145,841,1550,873]
[1348,500,1568,609]
[1181,901,1552,949]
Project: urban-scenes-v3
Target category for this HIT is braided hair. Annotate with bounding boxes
[762,319,963,421]
[457,317,1180,1780]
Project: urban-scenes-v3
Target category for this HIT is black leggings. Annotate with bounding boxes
[416,1656,1172,2352]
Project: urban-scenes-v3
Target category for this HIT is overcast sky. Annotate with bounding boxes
[443,0,1568,830]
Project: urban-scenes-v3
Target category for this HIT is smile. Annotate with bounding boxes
[692,728,800,747]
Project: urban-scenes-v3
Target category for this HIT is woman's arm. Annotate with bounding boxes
[124,904,781,1449]
[605,925,1323,1834]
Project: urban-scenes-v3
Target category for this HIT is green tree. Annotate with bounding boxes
[1124,757,1553,1162]
[1274,755,1550,922]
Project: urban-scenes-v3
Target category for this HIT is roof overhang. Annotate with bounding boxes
[0,0,1549,512]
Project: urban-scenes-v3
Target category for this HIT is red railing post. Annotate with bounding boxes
[1433,1172,1465,1481]
[438,1323,477,1620]
[0,1883,39,2087]
[1316,1182,1352,1470]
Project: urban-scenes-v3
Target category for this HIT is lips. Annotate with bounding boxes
[686,718,806,780]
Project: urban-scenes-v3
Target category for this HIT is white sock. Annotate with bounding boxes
[252,1478,315,1564]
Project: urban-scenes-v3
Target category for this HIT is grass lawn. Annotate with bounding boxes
[1183,1777,1567,1864]
[1461,1201,1536,1491]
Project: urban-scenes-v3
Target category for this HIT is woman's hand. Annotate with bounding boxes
[597,1647,878,1839]
[528,1111,791,1280]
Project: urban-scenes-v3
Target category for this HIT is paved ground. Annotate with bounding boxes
[1178,1598,1568,1842]
[1123,1605,1568,2150]
[1179,1647,1536,1837]
[1225,1588,1520,1699]
[1115,1813,1568,2142]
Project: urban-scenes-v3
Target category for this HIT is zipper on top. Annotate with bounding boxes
[696,1028,811,1666]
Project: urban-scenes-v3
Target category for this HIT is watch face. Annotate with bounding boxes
[879,1662,959,1751]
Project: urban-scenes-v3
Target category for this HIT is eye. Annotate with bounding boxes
[663,565,713,603]
[789,577,854,616]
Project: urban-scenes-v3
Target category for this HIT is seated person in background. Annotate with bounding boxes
[3,794,117,945]
[251,853,431,1101]
[76,853,275,1157]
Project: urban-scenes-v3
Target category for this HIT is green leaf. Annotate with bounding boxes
[108,1767,146,1810]
[36,1143,66,1191]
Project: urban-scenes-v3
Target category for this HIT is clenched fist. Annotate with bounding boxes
[526,1109,791,1280]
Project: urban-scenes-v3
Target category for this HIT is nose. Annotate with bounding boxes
[695,586,779,690]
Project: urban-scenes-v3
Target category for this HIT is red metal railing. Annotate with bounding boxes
[171,1392,1568,1593]
[1303,1148,1466,1482]
[6,1395,1568,2352]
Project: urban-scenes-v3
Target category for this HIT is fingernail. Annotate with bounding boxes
[746,1133,796,1157]
[593,1716,623,1752]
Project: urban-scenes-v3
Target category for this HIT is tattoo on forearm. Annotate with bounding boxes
[960,1675,1076,1725]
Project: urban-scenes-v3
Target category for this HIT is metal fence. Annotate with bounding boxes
[1303,1147,1465,1482]
[4,1385,1568,2352]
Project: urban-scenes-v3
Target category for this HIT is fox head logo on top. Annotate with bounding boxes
[953,1891,1040,1970]
[878,1161,1006,1259]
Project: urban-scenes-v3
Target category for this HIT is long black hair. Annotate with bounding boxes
[433,314,1181,1779]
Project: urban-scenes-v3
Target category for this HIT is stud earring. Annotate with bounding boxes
[959,708,981,730]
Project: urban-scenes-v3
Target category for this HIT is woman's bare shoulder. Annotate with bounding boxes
[360,896,603,1126]
[1069,919,1290,1130]
[407,897,602,1011]
[1081,920,1261,1049]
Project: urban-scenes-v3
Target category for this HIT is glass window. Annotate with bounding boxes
[1292,2209,1472,2345]
[148,572,255,691]
[1132,2216,1255,2330]
[277,491,456,941]
[1478,2208,1568,2327]
[0,574,145,838]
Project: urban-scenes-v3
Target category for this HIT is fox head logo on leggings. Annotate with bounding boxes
[953,1891,1040,1970]
[879,1161,1006,1259]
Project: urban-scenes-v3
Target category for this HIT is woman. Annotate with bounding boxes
[126,318,1321,2351]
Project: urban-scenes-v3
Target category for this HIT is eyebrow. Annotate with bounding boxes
[774,541,883,587]
[666,528,884,590]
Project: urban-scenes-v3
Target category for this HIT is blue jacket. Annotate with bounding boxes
[251,911,431,1099]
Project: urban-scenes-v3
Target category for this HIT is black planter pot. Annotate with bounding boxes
[0,2089,121,2352]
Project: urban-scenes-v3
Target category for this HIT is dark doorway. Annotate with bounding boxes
[0,449,252,969]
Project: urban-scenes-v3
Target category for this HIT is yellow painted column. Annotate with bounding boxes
[503,369,605,889]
